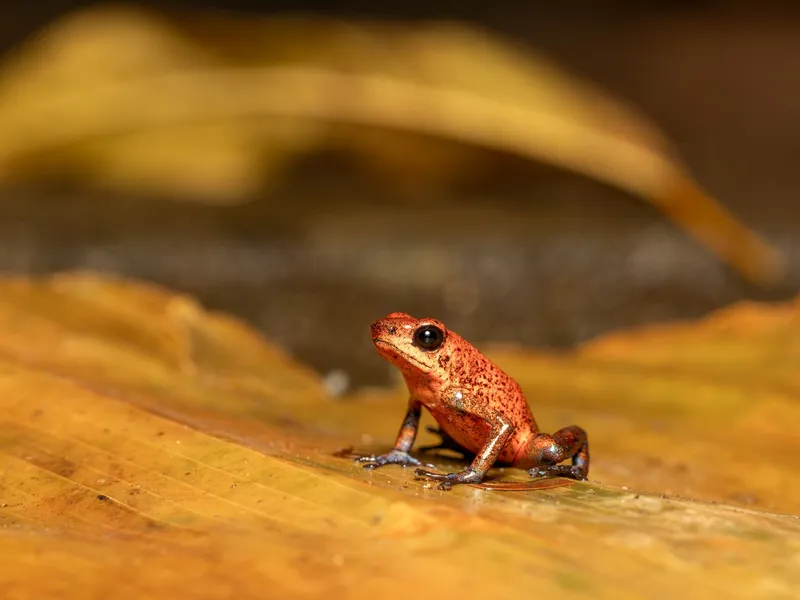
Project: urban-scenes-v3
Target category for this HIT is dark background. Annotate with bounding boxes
[1,2,799,391]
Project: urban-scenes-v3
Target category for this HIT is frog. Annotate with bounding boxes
[355,312,589,491]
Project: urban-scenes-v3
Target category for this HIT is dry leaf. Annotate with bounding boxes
[0,272,799,599]
[0,5,782,283]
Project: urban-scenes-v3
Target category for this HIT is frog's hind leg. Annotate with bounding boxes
[416,426,475,459]
[527,425,589,481]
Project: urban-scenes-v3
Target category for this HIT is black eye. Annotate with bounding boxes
[413,325,445,351]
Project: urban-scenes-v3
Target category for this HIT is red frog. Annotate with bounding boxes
[356,312,589,490]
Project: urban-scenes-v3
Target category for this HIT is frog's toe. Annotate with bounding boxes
[355,450,427,469]
[413,467,447,480]
[529,464,587,480]
[415,467,483,489]
[354,455,389,468]
[528,466,550,478]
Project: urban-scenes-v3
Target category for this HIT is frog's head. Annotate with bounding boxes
[371,312,450,377]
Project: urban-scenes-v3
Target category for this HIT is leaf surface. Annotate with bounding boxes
[0,273,798,599]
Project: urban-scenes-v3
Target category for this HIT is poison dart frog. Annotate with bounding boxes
[355,312,589,491]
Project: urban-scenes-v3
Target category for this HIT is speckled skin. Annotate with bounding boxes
[356,312,589,490]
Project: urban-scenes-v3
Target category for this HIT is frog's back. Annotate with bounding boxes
[442,333,538,431]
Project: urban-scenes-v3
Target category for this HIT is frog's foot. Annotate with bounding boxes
[355,450,434,470]
[416,426,471,457]
[527,427,589,481]
[414,467,483,491]
[529,464,588,481]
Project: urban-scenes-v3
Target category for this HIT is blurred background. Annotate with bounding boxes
[0,1,798,393]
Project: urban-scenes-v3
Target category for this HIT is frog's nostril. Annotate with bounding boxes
[371,317,399,339]
[370,320,383,337]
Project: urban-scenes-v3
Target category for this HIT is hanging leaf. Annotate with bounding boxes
[0,5,783,283]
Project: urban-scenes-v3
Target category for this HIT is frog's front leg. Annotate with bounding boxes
[355,398,434,469]
[415,390,514,490]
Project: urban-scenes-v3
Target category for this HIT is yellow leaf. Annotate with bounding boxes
[0,272,799,598]
[0,6,782,282]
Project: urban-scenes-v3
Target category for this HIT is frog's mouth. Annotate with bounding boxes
[372,338,430,373]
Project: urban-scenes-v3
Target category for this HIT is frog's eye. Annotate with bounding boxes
[413,325,445,351]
